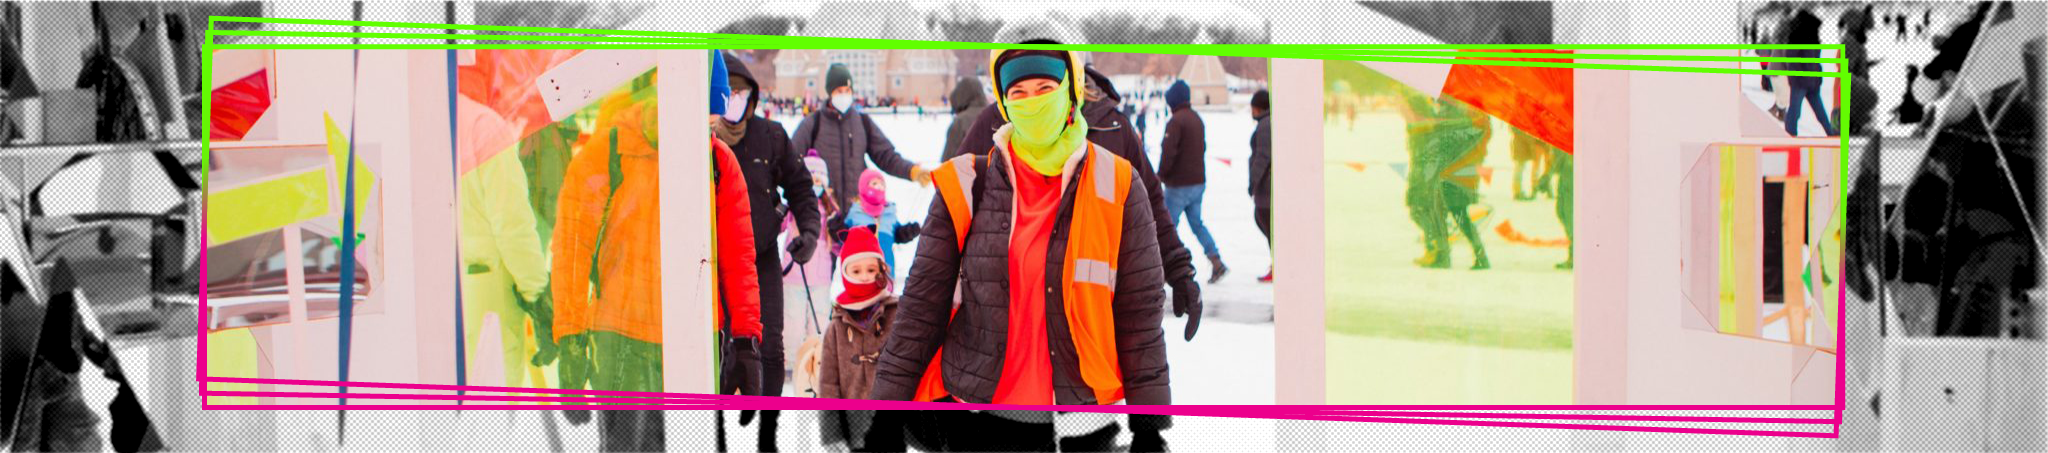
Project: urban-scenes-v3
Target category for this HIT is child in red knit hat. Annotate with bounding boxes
[816,227,897,401]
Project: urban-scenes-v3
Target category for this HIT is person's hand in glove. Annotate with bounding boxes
[827,212,850,249]
[1169,278,1203,341]
[909,164,933,188]
[555,333,594,426]
[520,289,559,367]
[787,233,819,264]
[892,222,921,243]
[719,334,763,425]
[1129,414,1171,453]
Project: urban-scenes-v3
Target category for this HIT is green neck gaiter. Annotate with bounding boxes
[1003,83,1089,176]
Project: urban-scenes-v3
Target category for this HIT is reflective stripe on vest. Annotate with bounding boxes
[1059,146,1132,404]
[925,145,1134,404]
[933,155,979,250]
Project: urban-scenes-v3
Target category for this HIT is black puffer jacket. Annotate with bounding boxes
[953,98,1201,301]
[870,141,1171,405]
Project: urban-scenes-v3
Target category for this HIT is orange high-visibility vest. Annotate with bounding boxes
[918,143,1135,404]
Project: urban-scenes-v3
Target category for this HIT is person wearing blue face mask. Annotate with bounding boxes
[714,50,819,450]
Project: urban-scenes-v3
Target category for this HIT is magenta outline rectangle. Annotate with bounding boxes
[192,46,1853,440]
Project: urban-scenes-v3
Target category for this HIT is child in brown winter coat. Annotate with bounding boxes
[818,227,896,400]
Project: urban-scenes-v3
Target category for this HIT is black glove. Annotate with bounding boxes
[562,409,592,426]
[1131,425,1167,453]
[893,222,921,243]
[787,233,818,264]
[827,211,849,244]
[1169,278,1202,341]
[1129,414,1171,453]
[719,334,763,425]
[556,333,593,426]
[519,289,559,367]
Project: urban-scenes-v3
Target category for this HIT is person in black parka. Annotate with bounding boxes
[1247,90,1274,281]
[715,51,821,452]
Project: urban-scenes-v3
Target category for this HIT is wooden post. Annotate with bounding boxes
[1732,148,1761,336]
[1783,176,1807,345]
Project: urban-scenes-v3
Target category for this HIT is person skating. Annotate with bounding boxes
[1510,128,1551,201]
[1777,9,1838,137]
[1158,79,1229,283]
[872,46,1171,406]
[1247,90,1274,283]
[1399,94,1490,270]
[716,51,819,451]
[792,63,933,211]
[1439,104,1493,271]
[955,65,1205,343]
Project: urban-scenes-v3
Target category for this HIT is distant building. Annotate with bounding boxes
[772,49,956,107]
[1179,53,1231,106]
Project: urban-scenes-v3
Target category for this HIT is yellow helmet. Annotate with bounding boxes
[987,48,1087,122]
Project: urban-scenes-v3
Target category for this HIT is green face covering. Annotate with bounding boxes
[1003,81,1088,176]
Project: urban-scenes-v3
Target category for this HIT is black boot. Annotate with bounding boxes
[1207,255,1229,284]
[758,410,781,452]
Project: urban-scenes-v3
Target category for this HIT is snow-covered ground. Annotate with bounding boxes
[1321,111,1574,404]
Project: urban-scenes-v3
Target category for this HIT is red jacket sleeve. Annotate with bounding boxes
[714,139,764,338]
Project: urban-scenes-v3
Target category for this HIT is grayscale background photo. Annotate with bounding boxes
[1779,1,2047,451]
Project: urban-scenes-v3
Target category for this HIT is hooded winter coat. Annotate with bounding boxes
[722,53,821,262]
[791,96,919,209]
[942,77,990,162]
[1157,104,1208,187]
[870,131,1171,405]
